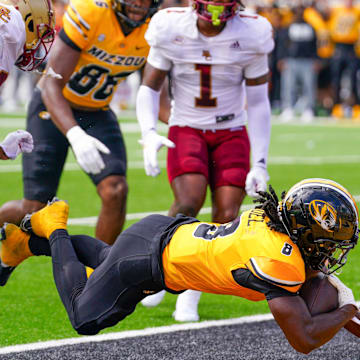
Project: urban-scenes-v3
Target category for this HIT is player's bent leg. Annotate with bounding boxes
[212,186,246,223]
[96,175,128,245]
[49,215,173,335]
[141,290,166,307]
[0,199,45,227]
[169,174,207,217]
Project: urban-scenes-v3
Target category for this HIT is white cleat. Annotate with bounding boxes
[141,290,166,307]
[172,309,199,322]
[172,290,201,322]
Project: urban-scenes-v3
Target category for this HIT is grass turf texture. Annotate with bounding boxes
[0,116,359,346]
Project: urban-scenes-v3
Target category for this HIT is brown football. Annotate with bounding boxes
[300,273,360,338]
[300,273,338,316]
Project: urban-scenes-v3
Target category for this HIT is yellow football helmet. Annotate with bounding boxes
[0,0,55,71]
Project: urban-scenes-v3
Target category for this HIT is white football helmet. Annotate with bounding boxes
[0,0,55,71]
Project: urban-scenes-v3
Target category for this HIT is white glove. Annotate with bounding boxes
[139,130,175,177]
[66,125,110,175]
[0,130,34,159]
[328,275,358,309]
[245,166,269,197]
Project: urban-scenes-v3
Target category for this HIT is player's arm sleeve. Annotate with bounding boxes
[146,46,172,71]
[245,80,271,169]
[232,268,297,300]
[144,10,172,71]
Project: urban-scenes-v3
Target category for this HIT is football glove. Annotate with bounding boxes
[139,130,175,177]
[66,125,110,175]
[328,275,358,309]
[0,130,34,159]
[245,166,269,198]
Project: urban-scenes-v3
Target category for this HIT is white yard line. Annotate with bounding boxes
[1,299,359,355]
[1,154,360,173]
[0,313,274,354]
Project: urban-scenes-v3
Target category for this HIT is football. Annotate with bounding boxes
[300,273,360,338]
[300,273,339,316]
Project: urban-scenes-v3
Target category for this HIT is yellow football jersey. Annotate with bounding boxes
[62,0,150,109]
[304,7,334,58]
[328,6,360,44]
[162,209,305,301]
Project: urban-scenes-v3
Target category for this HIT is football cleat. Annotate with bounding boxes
[20,197,69,239]
[0,223,32,286]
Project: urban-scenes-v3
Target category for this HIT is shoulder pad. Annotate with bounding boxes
[247,256,305,293]
[63,0,109,48]
[146,7,193,46]
[238,13,274,54]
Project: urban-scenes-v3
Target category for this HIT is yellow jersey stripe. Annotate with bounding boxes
[69,3,90,30]
[64,12,88,39]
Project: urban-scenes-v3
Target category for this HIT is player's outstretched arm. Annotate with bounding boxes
[268,294,357,354]
[245,73,271,198]
[136,63,175,177]
[41,38,110,175]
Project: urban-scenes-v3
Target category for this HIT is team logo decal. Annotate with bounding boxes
[39,111,51,120]
[309,200,337,232]
[202,50,211,61]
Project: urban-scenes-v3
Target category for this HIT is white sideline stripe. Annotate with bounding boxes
[2,154,360,173]
[1,300,360,355]
[68,196,360,226]
[0,313,274,354]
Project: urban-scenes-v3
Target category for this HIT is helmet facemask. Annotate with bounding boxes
[193,0,238,26]
[280,179,359,275]
[112,0,162,29]
[1,0,55,71]
[16,22,55,71]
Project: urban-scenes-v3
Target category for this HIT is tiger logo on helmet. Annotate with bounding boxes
[0,0,55,71]
[279,178,359,274]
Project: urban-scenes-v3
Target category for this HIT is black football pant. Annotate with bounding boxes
[42,215,173,335]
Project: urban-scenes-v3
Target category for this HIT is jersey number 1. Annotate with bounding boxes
[195,64,217,108]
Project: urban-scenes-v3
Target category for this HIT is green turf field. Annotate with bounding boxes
[0,114,359,347]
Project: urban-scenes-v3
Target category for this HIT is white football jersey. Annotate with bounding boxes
[146,7,274,129]
[0,4,25,85]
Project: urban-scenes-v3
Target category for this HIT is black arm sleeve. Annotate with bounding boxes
[58,28,82,52]
[232,268,298,301]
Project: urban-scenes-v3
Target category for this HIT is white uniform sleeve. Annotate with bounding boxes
[243,53,269,79]
[145,9,172,71]
[146,46,172,71]
[246,83,271,168]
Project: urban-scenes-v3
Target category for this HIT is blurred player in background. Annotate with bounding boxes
[0,0,55,86]
[277,4,319,123]
[136,0,273,320]
[328,0,360,119]
[0,178,358,355]
[0,0,168,245]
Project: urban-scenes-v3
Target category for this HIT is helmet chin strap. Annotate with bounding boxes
[206,4,224,26]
